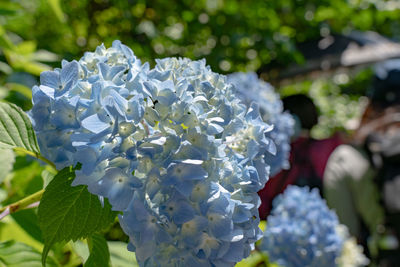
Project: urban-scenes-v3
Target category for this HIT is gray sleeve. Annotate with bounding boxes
[324,145,384,237]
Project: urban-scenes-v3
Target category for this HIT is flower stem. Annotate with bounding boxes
[0,189,44,220]
[13,147,57,170]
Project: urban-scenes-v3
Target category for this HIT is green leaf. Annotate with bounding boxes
[41,169,56,188]
[7,160,43,203]
[5,83,32,99]
[0,87,8,100]
[14,41,36,55]
[38,167,117,266]
[3,48,52,75]
[0,62,12,75]
[0,240,58,267]
[20,61,52,76]
[0,2,20,16]
[84,234,110,267]
[235,251,270,267]
[0,217,43,251]
[0,148,14,184]
[259,220,267,232]
[71,240,89,262]
[108,242,138,267]
[11,209,43,243]
[0,102,39,153]
[73,239,133,266]
[0,25,13,50]
[47,0,66,23]
[31,50,60,62]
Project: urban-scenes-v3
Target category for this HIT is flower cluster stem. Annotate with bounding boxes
[0,189,44,220]
[14,147,57,170]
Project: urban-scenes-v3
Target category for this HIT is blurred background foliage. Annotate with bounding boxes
[4,0,400,72]
[2,0,400,138]
[1,0,400,265]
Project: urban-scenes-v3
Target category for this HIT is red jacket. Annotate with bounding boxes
[258,134,342,219]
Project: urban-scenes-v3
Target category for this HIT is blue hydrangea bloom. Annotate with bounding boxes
[29,42,275,266]
[227,72,294,176]
[260,186,344,267]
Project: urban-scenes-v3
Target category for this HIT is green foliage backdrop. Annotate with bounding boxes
[3,0,400,74]
[2,0,400,138]
[1,0,400,266]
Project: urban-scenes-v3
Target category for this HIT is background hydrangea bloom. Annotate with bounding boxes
[227,72,294,176]
[260,186,344,267]
[29,42,276,266]
[336,225,369,267]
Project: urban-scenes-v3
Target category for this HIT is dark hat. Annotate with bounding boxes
[282,94,318,130]
[371,59,400,107]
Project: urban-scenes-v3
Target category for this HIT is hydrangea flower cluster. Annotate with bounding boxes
[29,41,275,266]
[260,186,344,267]
[227,72,294,176]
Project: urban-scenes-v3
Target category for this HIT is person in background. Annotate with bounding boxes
[258,94,342,219]
[324,60,400,266]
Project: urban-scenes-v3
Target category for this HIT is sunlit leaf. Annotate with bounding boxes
[235,251,266,267]
[0,240,58,267]
[84,234,110,267]
[38,167,117,265]
[41,169,56,188]
[11,209,43,244]
[0,217,43,252]
[108,241,138,267]
[0,87,8,100]
[0,2,20,16]
[0,148,14,184]
[71,240,89,262]
[5,83,32,99]
[31,50,60,62]
[47,0,66,23]
[0,62,12,74]
[0,102,39,153]
[3,49,52,75]
[14,41,36,55]
[0,25,13,50]
[7,158,43,202]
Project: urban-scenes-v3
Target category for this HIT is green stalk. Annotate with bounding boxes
[0,189,44,218]
[14,147,57,170]
[0,148,56,219]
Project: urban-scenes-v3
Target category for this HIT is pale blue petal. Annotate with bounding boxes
[60,61,79,85]
[81,114,110,133]
[40,71,60,89]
